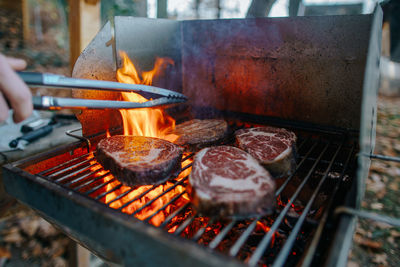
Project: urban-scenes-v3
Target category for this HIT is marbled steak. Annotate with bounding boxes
[189,146,275,218]
[96,135,183,186]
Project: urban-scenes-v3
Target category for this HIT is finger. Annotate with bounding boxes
[0,55,32,123]
[0,93,10,123]
[6,56,27,71]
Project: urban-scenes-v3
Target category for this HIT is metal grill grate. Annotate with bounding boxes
[20,126,357,266]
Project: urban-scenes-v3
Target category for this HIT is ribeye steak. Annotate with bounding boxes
[171,119,228,151]
[189,146,275,218]
[235,127,297,178]
[96,135,183,186]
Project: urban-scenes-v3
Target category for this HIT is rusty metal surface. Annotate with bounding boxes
[73,15,374,136]
[72,22,123,137]
[326,7,382,267]
[72,18,182,137]
[181,15,372,130]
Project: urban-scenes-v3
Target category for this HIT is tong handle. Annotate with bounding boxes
[18,72,44,85]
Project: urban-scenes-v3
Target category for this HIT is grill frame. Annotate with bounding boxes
[3,119,358,267]
[2,6,383,267]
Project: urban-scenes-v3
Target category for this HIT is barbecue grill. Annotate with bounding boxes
[2,7,382,267]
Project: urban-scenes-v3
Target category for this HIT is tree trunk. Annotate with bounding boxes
[216,0,221,18]
[288,0,301,16]
[195,0,201,19]
[246,0,276,18]
[157,0,167,18]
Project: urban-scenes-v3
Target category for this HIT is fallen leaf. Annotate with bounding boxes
[19,217,40,237]
[347,261,360,267]
[374,221,393,229]
[370,203,384,210]
[3,231,24,245]
[387,166,400,177]
[388,181,399,191]
[51,257,67,267]
[354,234,383,250]
[0,246,11,259]
[37,218,58,238]
[390,230,400,237]
[373,253,387,265]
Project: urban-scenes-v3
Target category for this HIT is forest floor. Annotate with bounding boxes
[349,95,400,267]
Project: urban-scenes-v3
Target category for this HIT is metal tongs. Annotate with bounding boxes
[18,72,187,110]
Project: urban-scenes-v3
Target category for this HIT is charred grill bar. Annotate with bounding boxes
[2,6,382,267]
[3,123,357,266]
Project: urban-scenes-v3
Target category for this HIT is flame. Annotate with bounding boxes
[256,221,276,246]
[88,52,191,227]
[90,154,192,227]
[116,51,177,142]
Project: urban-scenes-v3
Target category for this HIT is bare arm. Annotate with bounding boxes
[0,53,32,123]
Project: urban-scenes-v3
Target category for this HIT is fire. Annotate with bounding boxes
[256,221,276,246]
[89,52,191,228]
[93,153,192,227]
[116,51,177,142]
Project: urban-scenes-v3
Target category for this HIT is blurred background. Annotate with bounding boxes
[0,0,399,266]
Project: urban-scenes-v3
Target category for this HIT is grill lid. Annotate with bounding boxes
[72,15,374,137]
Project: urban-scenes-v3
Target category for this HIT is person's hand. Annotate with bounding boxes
[0,53,32,123]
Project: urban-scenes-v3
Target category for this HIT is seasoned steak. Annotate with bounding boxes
[235,127,297,178]
[189,146,275,218]
[172,119,228,151]
[96,135,183,186]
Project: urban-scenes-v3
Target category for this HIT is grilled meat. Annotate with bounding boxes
[235,127,297,178]
[96,135,183,186]
[171,119,228,151]
[189,146,275,218]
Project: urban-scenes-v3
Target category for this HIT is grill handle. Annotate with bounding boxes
[17,71,44,85]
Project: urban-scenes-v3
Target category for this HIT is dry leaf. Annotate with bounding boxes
[0,246,11,259]
[387,167,400,177]
[3,231,24,245]
[19,217,40,237]
[50,240,67,259]
[373,253,387,265]
[390,230,400,238]
[389,181,399,191]
[21,250,29,260]
[51,257,67,267]
[37,218,58,238]
[354,234,383,250]
[347,261,360,267]
[370,203,384,210]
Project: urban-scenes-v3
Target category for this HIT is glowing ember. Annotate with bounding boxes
[116,51,177,142]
